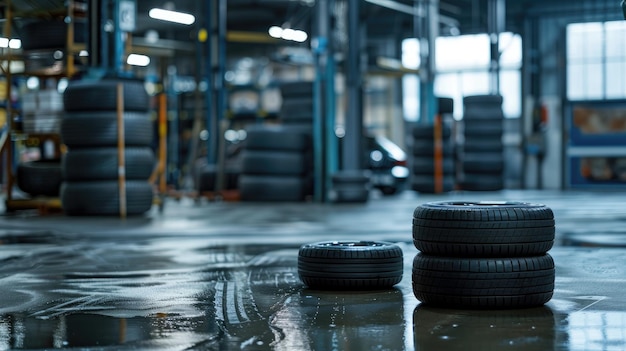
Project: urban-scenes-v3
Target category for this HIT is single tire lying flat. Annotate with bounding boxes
[63,79,150,112]
[244,124,310,151]
[16,159,62,197]
[298,241,403,290]
[61,180,153,216]
[413,201,554,257]
[412,253,555,309]
[63,147,155,181]
[61,112,153,147]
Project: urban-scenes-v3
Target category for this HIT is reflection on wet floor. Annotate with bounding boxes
[2,191,626,350]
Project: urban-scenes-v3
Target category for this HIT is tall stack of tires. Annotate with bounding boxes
[60,79,155,215]
[238,124,311,201]
[460,95,505,191]
[412,201,556,309]
[410,98,455,193]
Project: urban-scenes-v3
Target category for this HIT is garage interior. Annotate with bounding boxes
[1,0,626,350]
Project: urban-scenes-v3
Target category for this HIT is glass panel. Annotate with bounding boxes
[499,32,522,69]
[460,72,490,97]
[583,62,604,100]
[568,63,585,100]
[402,75,419,121]
[402,38,421,69]
[604,21,626,58]
[584,23,604,60]
[499,70,521,118]
[605,61,626,99]
[436,34,490,71]
[435,73,462,120]
[567,23,589,60]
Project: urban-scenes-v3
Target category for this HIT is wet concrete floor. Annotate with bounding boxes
[0,190,625,350]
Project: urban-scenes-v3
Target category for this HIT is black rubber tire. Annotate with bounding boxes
[63,79,150,112]
[412,125,451,139]
[460,173,504,191]
[463,95,503,106]
[464,119,503,137]
[411,158,454,175]
[412,254,555,309]
[413,201,554,257]
[195,163,240,191]
[463,94,504,121]
[62,147,155,181]
[61,112,153,147]
[244,124,310,151]
[332,170,370,184]
[241,150,306,175]
[464,139,504,152]
[280,98,313,121]
[16,159,62,197]
[461,153,504,173]
[410,175,455,193]
[279,81,313,98]
[298,241,403,290]
[61,180,153,216]
[21,19,87,51]
[239,175,306,201]
[411,140,454,157]
[438,97,454,115]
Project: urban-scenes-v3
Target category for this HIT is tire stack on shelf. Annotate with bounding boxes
[238,124,311,201]
[16,89,65,198]
[460,95,505,191]
[60,79,155,215]
[410,97,455,194]
[20,18,87,75]
[410,123,455,193]
[279,81,315,198]
[412,201,556,309]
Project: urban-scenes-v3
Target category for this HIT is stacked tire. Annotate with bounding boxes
[239,124,311,201]
[60,79,155,215]
[412,201,556,309]
[460,95,505,191]
[278,81,315,197]
[410,124,455,193]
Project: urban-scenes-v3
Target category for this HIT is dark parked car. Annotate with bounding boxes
[365,135,409,195]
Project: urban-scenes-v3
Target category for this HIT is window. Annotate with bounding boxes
[402,32,522,121]
[567,21,626,101]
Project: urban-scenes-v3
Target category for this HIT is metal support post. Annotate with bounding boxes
[487,0,505,94]
[343,0,363,171]
[416,0,438,124]
[313,0,335,202]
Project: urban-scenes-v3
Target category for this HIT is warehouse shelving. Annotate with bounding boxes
[0,0,85,213]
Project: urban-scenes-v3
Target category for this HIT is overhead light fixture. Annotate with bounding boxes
[127,54,150,67]
[149,8,195,25]
[267,26,308,43]
[0,37,21,49]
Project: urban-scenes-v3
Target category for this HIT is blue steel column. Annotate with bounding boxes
[343,0,362,171]
[416,0,438,123]
[488,0,505,94]
[313,0,336,202]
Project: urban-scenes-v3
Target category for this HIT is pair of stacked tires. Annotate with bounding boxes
[410,124,455,193]
[60,79,154,215]
[239,124,311,202]
[412,201,555,309]
[460,95,505,191]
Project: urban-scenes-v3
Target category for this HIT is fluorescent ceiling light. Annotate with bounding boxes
[8,39,21,49]
[149,8,195,25]
[0,38,8,48]
[268,26,282,38]
[127,54,150,67]
[267,27,308,43]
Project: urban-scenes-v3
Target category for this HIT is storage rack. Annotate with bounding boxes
[0,0,85,213]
